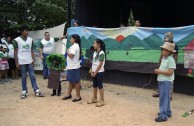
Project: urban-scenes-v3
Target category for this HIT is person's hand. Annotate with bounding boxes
[93,72,97,77]
[60,36,65,39]
[32,60,35,66]
[91,72,97,77]
[16,63,20,70]
[154,69,160,74]
[40,55,44,60]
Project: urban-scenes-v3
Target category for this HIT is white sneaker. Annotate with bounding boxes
[21,90,27,99]
[35,89,44,97]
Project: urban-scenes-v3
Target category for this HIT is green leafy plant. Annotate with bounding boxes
[46,53,66,70]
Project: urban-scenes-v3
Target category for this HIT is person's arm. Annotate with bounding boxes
[67,50,74,58]
[0,53,3,61]
[92,61,103,77]
[154,68,174,76]
[92,53,105,77]
[39,42,44,60]
[154,58,176,76]
[13,40,20,70]
[66,46,76,59]
[54,36,65,42]
[31,41,35,65]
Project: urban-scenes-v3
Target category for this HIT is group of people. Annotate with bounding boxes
[0,21,178,121]
[0,36,19,84]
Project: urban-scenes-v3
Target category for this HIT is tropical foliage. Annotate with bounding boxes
[0,0,75,36]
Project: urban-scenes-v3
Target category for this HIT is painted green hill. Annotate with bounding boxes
[176,32,194,49]
[81,33,164,50]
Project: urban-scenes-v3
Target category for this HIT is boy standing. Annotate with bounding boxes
[13,25,44,99]
[154,42,176,122]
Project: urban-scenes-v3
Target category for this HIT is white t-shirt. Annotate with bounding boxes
[8,44,14,58]
[41,37,55,54]
[66,43,80,70]
[15,37,33,65]
[92,50,105,73]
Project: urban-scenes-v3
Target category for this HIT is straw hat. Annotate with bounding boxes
[160,42,176,52]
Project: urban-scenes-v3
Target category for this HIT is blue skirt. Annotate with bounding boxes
[66,68,80,83]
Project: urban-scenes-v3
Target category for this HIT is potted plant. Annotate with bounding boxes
[46,54,66,89]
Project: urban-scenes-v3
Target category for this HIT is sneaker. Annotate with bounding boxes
[152,93,159,97]
[155,117,167,122]
[0,80,4,84]
[158,113,172,118]
[96,99,105,107]
[35,89,44,97]
[87,97,98,104]
[21,90,27,99]
[21,94,27,99]
[4,79,9,82]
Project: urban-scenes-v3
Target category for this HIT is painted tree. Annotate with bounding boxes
[127,9,135,26]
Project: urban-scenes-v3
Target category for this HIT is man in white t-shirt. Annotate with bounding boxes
[39,32,65,79]
[13,25,44,99]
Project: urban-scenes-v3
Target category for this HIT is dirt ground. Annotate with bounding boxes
[0,74,194,126]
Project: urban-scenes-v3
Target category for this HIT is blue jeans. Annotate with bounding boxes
[158,81,172,120]
[20,64,38,92]
[42,53,49,77]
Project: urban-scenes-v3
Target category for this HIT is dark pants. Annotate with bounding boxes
[93,72,104,89]
[42,53,49,77]
[53,81,61,94]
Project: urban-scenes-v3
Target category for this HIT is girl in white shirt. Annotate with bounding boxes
[62,34,82,102]
[87,39,106,107]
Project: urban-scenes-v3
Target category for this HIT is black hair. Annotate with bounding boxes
[95,39,106,59]
[19,25,29,32]
[44,32,49,35]
[71,34,81,60]
[74,20,78,24]
[90,46,94,50]
[136,19,141,24]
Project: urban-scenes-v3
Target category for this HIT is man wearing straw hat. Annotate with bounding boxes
[154,42,176,122]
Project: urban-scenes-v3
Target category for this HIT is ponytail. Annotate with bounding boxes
[95,39,106,59]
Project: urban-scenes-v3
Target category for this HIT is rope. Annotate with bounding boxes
[142,72,154,88]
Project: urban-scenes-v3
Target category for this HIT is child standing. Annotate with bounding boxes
[87,39,106,107]
[154,42,176,122]
[0,45,9,84]
[7,36,19,79]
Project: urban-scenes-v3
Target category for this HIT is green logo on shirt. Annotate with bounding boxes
[22,44,30,49]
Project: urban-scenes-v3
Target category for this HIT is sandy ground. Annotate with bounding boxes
[0,74,194,126]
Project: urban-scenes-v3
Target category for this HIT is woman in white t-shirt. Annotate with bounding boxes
[62,34,82,102]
